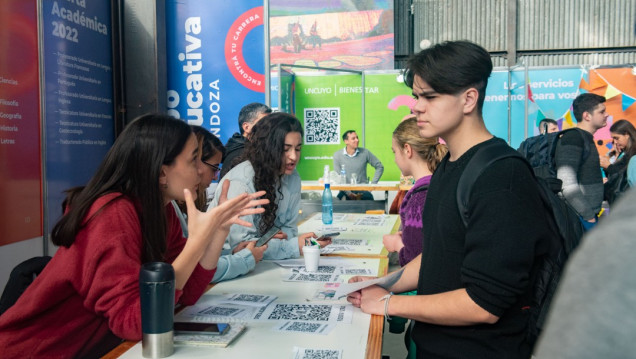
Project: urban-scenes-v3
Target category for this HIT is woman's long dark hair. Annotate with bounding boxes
[610,119,636,160]
[240,112,303,235]
[51,114,192,263]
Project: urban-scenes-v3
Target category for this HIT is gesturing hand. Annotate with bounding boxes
[184,180,268,246]
[211,180,269,231]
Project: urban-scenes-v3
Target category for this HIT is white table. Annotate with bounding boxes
[110,258,388,359]
[299,212,400,258]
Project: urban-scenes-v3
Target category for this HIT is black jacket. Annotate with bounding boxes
[220,132,247,179]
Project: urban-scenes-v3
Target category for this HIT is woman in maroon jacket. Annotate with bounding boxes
[0,114,266,358]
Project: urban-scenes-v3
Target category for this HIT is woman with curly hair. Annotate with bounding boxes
[210,112,331,281]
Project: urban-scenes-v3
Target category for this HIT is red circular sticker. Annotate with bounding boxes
[224,6,265,93]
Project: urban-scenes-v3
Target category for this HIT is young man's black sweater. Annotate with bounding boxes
[413,137,551,359]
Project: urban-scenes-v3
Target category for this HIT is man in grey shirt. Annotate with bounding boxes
[333,130,384,200]
[555,93,607,230]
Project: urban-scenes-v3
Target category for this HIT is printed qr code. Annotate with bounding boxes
[297,274,333,282]
[343,268,369,275]
[285,322,322,333]
[304,107,340,144]
[301,349,341,359]
[268,304,332,321]
[333,239,364,246]
[337,306,345,321]
[315,265,337,274]
[199,306,239,317]
[231,294,265,302]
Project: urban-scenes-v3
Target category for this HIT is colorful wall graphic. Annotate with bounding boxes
[166,0,266,144]
[0,0,42,246]
[269,0,394,71]
[291,67,636,181]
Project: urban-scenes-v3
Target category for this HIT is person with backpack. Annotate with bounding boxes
[539,118,559,134]
[347,40,552,358]
[556,93,608,229]
[534,183,636,359]
[600,119,636,205]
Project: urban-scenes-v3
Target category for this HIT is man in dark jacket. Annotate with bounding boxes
[220,103,272,179]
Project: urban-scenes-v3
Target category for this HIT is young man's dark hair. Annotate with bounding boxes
[238,103,272,135]
[572,93,606,122]
[539,118,558,134]
[404,40,493,112]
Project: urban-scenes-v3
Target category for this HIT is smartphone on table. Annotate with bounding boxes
[174,322,231,335]
[255,226,281,247]
[316,232,340,241]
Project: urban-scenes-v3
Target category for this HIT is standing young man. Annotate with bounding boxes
[347,41,551,358]
[556,93,607,230]
[220,102,272,179]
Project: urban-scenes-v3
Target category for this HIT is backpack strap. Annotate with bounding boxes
[456,141,526,227]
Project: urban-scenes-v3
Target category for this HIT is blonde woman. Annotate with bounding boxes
[383,117,447,266]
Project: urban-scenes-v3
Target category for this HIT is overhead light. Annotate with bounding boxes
[419,39,431,49]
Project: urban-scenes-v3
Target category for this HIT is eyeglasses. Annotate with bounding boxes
[203,161,221,175]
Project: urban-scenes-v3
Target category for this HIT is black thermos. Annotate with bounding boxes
[140,262,175,358]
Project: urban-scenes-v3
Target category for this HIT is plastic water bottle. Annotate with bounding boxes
[340,164,346,184]
[322,165,333,224]
[322,183,333,225]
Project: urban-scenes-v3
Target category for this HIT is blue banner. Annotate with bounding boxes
[166,0,266,143]
[483,68,583,148]
[42,0,114,232]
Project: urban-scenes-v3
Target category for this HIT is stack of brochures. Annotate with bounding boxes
[173,322,247,347]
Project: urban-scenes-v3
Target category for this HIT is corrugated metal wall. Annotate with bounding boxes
[413,0,507,52]
[518,0,635,50]
[411,0,636,67]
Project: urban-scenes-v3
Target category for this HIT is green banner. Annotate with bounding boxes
[295,72,412,181]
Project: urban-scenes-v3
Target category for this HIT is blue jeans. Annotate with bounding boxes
[580,215,599,232]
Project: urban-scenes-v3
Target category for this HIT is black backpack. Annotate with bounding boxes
[517,128,591,192]
[457,140,585,347]
[604,160,631,205]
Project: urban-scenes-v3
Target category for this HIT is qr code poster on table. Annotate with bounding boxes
[293,347,343,359]
[255,303,353,324]
[304,108,340,145]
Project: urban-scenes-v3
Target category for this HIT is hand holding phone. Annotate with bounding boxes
[174,322,231,335]
[316,232,340,241]
[255,226,281,247]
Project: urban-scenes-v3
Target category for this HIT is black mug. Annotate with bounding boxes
[140,262,175,358]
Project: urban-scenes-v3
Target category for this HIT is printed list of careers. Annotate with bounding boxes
[0,76,20,145]
[49,0,112,147]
